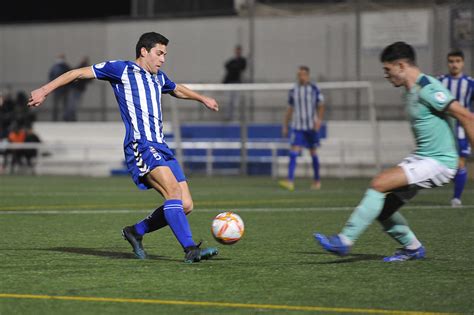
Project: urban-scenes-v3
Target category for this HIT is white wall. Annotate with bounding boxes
[0,8,455,122]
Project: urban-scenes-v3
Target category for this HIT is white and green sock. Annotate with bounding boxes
[341,188,386,243]
[380,212,421,249]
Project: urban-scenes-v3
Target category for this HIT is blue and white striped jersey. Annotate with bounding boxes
[288,82,324,131]
[438,74,474,140]
[92,60,176,146]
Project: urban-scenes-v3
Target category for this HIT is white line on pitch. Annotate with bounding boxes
[0,205,473,215]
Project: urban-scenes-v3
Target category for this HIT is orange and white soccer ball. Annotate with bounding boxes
[211,212,245,245]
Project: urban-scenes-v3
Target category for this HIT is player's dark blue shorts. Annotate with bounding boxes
[458,138,471,158]
[124,140,186,190]
[290,129,320,148]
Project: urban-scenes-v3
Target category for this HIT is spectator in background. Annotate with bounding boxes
[23,123,41,174]
[48,53,71,121]
[14,91,36,127]
[65,56,91,121]
[7,122,26,174]
[0,87,15,139]
[222,45,246,121]
[0,90,36,174]
[0,88,16,173]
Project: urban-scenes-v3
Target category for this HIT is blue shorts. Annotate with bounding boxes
[458,138,471,158]
[290,129,320,149]
[124,140,186,190]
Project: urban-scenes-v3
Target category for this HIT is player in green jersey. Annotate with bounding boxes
[314,41,474,262]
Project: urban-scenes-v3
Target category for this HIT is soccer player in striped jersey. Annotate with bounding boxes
[438,50,474,207]
[315,42,474,262]
[279,66,325,191]
[28,32,219,263]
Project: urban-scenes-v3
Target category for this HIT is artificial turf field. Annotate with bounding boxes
[0,175,473,315]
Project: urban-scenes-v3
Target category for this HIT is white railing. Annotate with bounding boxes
[0,138,407,178]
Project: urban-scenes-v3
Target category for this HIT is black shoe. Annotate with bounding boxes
[184,243,218,264]
[122,225,147,259]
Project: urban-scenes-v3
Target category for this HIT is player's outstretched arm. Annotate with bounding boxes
[172,84,219,112]
[448,101,474,148]
[28,67,95,107]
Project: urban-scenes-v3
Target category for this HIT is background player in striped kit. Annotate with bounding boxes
[279,66,325,191]
[438,49,474,207]
[28,32,219,263]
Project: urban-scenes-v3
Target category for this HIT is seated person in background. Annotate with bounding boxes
[7,122,26,174]
[24,124,41,173]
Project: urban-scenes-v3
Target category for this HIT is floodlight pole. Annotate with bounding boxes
[472,1,474,77]
[355,0,362,120]
[240,0,256,175]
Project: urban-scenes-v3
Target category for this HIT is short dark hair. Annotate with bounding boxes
[380,41,416,65]
[135,32,169,59]
[447,49,464,60]
[299,65,310,73]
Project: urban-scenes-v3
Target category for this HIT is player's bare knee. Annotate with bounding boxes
[369,177,386,193]
[164,183,182,200]
[183,200,194,214]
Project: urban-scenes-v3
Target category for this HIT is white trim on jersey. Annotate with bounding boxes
[290,83,321,131]
[148,74,162,144]
[93,60,172,144]
[459,78,469,106]
[156,75,164,140]
[133,67,153,142]
[91,65,97,78]
[121,69,141,140]
[439,74,473,140]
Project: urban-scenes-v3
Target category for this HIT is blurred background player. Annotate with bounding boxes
[279,66,325,191]
[222,45,246,121]
[64,56,91,121]
[28,32,220,263]
[438,49,474,207]
[48,53,71,121]
[315,42,474,262]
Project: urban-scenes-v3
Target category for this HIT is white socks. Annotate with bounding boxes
[405,238,422,250]
[338,233,354,246]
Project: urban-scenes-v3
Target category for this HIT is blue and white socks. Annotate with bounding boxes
[453,167,467,201]
[163,199,195,249]
[288,151,298,181]
[311,155,320,181]
[134,200,195,249]
[134,205,167,236]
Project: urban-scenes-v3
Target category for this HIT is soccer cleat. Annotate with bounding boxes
[122,225,147,259]
[383,246,426,262]
[451,198,462,208]
[314,233,350,256]
[278,180,295,191]
[184,244,218,263]
[310,181,321,190]
[200,247,219,260]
